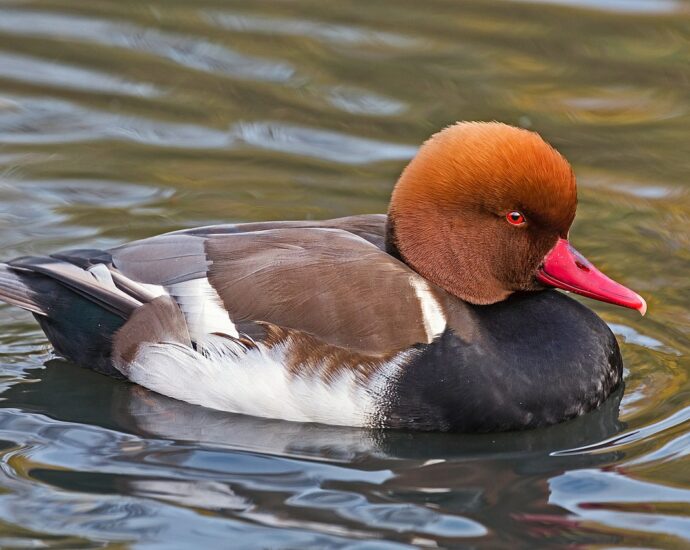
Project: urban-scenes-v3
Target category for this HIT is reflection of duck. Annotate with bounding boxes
[118,380,625,464]
[3,359,628,544]
[0,122,645,431]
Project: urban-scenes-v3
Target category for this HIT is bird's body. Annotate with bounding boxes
[0,122,644,431]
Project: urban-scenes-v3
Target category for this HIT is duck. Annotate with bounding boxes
[0,122,646,432]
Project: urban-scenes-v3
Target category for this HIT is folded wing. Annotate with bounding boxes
[108,224,445,355]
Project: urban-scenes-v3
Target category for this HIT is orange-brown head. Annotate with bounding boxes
[387,121,646,313]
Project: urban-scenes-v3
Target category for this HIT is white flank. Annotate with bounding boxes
[409,277,446,341]
[126,336,406,427]
[166,278,238,339]
[138,282,167,298]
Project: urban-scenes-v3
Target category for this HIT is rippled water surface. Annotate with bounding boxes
[0,0,688,547]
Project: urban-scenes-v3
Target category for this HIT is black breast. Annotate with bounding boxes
[381,290,623,432]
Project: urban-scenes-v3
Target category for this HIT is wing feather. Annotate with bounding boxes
[204,227,446,354]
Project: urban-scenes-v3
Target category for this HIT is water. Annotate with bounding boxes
[0,0,688,547]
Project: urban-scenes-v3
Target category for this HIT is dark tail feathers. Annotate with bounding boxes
[0,260,128,376]
[0,259,196,379]
[0,263,48,316]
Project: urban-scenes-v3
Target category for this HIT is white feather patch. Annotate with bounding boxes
[126,337,405,427]
[166,278,238,339]
[138,282,167,298]
[87,263,115,286]
[409,277,446,341]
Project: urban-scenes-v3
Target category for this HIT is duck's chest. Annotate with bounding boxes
[379,291,623,432]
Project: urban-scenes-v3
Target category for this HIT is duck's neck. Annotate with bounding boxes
[384,216,404,261]
[385,208,513,305]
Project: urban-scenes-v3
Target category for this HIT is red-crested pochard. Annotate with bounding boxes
[0,122,645,431]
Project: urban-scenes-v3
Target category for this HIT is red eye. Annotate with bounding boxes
[506,211,526,225]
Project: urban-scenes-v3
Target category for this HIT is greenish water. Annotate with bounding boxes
[0,0,688,547]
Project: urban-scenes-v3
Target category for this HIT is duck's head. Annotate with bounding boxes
[387,121,646,314]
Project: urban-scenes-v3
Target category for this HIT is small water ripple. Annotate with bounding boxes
[289,490,487,538]
[608,322,679,355]
[230,122,417,165]
[204,12,420,49]
[0,52,158,97]
[510,0,683,14]
[325,86,407,116]
[0,9,295,83]
[548,469,690,542]
[0,95,230,148]
[553,406,690,457]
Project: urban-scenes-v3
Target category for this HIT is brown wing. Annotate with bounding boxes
[204,227,442,355]
[107,218,443,356]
